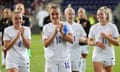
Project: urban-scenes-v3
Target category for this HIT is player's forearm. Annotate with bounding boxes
[107,37,119,46]
[66,35,73,43]
[21,34,31,48]
[79,36,87,43]
[4,33,20,51]
[44,31,57,48]
[62,33,74,43]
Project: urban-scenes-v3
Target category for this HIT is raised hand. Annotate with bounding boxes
[79,37,87,43]
[101,32,107,39]
[107,32,112,38]
[101,32,112,39]
[55,23,63,32]
[19,26,25,35]
[96,41,105,49]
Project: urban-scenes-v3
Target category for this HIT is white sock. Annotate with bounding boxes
[80,58,86,72]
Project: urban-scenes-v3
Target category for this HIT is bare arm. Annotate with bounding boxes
[4,31,20,51]
[20,27,31,48]
[101,32,119,46]
[60,30,73,43]
[88,38,94,46]
[79,36,87,43]
[60,24,74,43]
[88,38,105,49]
[43,30,57,48]
[43,24,59,48]
[21,34,31,48]
[106,36,119,46]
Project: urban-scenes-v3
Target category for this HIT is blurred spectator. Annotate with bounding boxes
[30,0,37,15]
[43,3,57,26]
[101,6,114,23]
[0,8,12,46]
[36,5,49,32]
[77,7,91,72]
[88,14,97,25]
[37,0,42,6]
[0,9,4,19]
[0,8,12,66]
[14,3,32,28]
[113,2,120,34]
[107,7,114,23]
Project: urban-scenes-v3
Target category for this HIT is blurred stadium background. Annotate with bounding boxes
[0,0,120,72]
[0,0,120,34]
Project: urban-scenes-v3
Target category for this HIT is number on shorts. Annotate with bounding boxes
[64,62,70,69]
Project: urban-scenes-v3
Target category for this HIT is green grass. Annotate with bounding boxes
[0,34,120,72]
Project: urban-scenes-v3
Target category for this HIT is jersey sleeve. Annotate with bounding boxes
[67,24,73,34]
[63,22,73,35]
[88,25,95,38]
[79,24,87,37]
[42,25,49,40]
[25,27,31,40]
[112,24,119,38]
[3,28,10,41]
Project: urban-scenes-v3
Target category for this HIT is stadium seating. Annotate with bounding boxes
[61,0,120,14]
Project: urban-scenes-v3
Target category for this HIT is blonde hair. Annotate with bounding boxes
[97,6,110,22]
[77,8,87,19]
[12,11,22,19]
[14,3,25,14]
[49,5,62,21]
[12,11,23,25]
[49,5,61,13]
[47,3,57,12]
[3,8,12,18]
[64,4,75,15]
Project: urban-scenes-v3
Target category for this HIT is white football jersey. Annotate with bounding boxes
[3,26,31,65]
[65,21,86,61]
[89,23,119,61]
[42,22,73,62]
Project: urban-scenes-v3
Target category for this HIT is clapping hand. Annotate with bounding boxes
[79,37,87,43]
[101,32,112,39]
[55,23,63,32]
[96,41,105,49]
[101,32,107,39]
[19,26,25,35]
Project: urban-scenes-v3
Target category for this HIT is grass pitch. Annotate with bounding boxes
[0,34,120,72]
